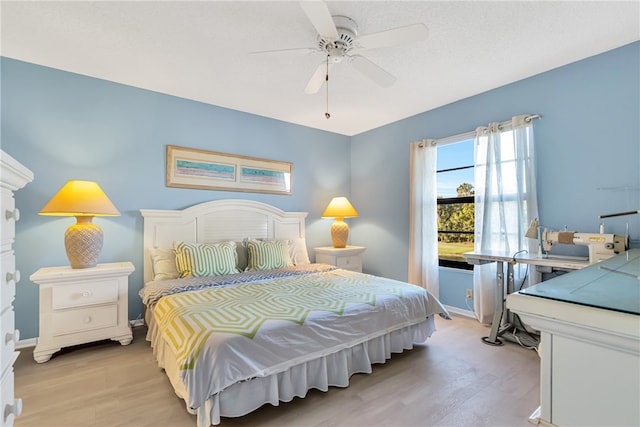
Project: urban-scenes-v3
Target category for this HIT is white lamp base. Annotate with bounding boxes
[331,218,349,248]
[64,216,103,269]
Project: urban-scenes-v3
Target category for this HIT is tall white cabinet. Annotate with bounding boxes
[0,150,33,426]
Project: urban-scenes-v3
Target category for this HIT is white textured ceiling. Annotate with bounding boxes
[2,1,639,136]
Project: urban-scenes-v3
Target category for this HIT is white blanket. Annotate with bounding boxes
[150,267,449,411]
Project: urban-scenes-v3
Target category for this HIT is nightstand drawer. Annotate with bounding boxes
[336,256,362,271]
[51,305,118,336]
[314,246,366,273]
[51,280,118,310]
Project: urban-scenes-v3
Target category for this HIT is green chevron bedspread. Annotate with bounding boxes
[151,267,448,409]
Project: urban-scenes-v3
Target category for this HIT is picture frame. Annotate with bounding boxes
[166,145,293,195]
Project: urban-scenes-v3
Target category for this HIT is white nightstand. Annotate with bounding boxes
[30,262,134,363]
[314,246,366,273]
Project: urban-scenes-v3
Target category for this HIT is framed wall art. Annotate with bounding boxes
[166,145,293,195]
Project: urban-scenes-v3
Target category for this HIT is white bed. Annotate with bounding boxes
[140,199,448,426]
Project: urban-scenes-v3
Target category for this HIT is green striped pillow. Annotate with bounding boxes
[174,241,240,278]
[245,239,293,271]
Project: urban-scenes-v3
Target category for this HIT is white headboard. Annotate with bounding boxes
[140,199,308,283]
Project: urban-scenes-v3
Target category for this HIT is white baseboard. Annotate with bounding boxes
[444,305,476,319]
[129,318,144,327]
[16,338,37,350]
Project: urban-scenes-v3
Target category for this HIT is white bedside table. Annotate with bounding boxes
[30,262,135,363]
[314,246,366,273]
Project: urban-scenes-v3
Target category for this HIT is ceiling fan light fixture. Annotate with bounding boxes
[326,44,346,63]
[317,15,358,52]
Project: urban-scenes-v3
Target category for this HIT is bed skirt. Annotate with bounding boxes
[147,315,437,426]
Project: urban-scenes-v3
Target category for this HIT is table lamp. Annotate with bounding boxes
[321,196,359,248]
[525,218,539,239]
[39,180,120,269]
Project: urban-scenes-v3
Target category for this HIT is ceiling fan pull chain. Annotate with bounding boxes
[325,55,331,119]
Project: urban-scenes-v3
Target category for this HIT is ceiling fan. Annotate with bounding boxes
[251,1,430,95]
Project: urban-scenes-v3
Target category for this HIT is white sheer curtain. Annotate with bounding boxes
[408,140,439,297]
[473,115,539,324]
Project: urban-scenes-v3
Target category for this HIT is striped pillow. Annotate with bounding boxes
[245,239,293,271]
[174,241,240,278]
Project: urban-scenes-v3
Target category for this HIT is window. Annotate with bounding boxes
[437,137,474,269]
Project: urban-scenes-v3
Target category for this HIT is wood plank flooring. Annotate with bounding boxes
[14,315,540,427]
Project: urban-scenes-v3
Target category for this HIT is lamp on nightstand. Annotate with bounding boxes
[39,180,120,269]
[321,196,359,248]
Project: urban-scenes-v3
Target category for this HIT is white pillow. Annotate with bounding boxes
[289,237,310,265]
[149,247,179,281]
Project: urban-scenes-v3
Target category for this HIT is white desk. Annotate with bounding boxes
[464,251,589,345]
[513,252,590,284]
[507,250,639,426]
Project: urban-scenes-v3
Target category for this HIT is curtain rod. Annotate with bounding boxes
[498,113,542,128]
[415,114,542,148]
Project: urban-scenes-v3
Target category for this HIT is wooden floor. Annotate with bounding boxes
[14,315,540,427]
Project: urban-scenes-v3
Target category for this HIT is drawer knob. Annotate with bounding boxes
[5,208,20,222]
[5,329,19,345]
[4,398,22,422]
[81,290,93,298]
[84,316,92,324]
[6,270,20,284]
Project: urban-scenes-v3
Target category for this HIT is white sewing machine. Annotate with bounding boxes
[542,228,628,264]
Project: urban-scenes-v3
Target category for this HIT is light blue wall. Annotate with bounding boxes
[351,42,640,309]
[2,42,638,338]
[438,268,474,311]
[1,58,351,340]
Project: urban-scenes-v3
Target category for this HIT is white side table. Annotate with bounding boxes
[30,262,134,363]
[314,246,366,273]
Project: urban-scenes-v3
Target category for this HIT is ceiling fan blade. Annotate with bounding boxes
[249,47,318,56]
[304,61,331,94]
[350,55,396,88]
[358,23,429,49]
[300,1,339,40]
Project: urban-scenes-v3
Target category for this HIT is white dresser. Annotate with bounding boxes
[314,246,366,273]
[0,150,33,427]
[30,262,134,363]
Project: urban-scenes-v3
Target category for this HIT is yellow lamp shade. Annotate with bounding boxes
[321,196,359,219]
[321,197,359,248]
[39,180,119,269]
[39,180,120,217]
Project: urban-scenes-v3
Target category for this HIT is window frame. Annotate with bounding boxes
[436,137,475,270]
